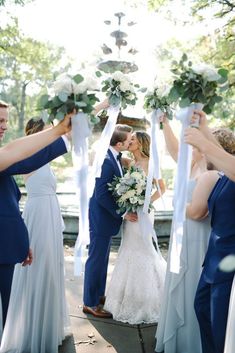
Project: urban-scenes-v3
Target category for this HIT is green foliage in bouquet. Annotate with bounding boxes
[144,88,173,120]
[101,71,138,110]
[37,73,100,124]
[168,54,229,114]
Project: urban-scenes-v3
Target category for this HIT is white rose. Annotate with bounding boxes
[192,64,221,82]
[73,82,87,94]
[131,171,142,180]
[119,81,132,92]
[130,196,138,204]
[157,85,170,98]
[136,184,144,195]
[112,71,125,82]
[138,198,145,205]
[53,74,73,95]
[85,77,99,91]
[125,189,136,199]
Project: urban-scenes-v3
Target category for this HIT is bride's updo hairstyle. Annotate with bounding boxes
[135,131,150,158]
[25,117,45,136]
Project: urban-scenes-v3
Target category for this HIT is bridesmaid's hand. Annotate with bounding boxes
[57,110,76,134]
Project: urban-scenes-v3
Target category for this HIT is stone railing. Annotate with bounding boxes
[20,191,173,245]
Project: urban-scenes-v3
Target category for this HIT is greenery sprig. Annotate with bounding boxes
[144,87,173,128]
[101,71,138,110]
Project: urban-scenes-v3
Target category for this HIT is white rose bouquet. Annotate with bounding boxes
[144,83,173,129]
[101,71,138,109]
[37,72,100,124]
[168,54,228,114]
[108,165,152,214]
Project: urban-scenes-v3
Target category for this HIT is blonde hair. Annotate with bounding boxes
[135,131,150,158]
[212,128,235,155]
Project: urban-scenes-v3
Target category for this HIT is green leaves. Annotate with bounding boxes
[37,94,49,109]
[143,87,174,120]
[73,74,84,84]
[101,74,138,109]
[58,92,68,102]
[169,54,229,114]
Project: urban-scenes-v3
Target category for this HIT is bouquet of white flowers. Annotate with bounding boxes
[144,84,173,128]
[168,54,228,114]
[101,71,138,109]
[37,72,100,124]
[108,165,152,214]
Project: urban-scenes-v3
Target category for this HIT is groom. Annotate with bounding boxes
[83,124,137,318]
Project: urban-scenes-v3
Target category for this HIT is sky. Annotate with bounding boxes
[4,0,218,72]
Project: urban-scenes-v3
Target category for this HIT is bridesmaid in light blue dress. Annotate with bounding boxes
[0,119,70,353]
[155,116,211,353]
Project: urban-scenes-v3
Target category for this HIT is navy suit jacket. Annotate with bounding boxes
[0,137,67,264]
[203,175,235,283]
[89,149,123,237]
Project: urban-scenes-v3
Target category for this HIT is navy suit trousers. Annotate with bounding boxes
[83,233,112,307]
[194,275,233,353]
[0,264,15,328]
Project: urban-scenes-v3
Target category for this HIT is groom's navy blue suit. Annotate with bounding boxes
[194,175,235,353]
[0,137,67,326]
[83,148,123,307]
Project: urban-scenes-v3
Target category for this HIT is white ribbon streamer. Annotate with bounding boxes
[72,112,91,276]
[169,103,203,273]
[143,109,162,214]
[88,105,120,197]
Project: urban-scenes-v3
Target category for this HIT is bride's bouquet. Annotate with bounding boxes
[108,165,152,214]
[101,71,138,109]
[37,72,100,124]
[168,53,228,114]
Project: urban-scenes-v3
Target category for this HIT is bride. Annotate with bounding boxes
[104,131,166,324]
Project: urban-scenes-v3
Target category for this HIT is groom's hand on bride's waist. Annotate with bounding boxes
[124,212,138,222]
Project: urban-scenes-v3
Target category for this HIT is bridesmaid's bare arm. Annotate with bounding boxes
[186,170,220,220]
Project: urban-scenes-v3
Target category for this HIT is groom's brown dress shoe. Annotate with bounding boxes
[83,305,112,318]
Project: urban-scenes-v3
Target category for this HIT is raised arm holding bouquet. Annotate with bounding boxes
[166,54,228,272]
[156,56,229,353]
[143,83,174,212]
[90,71,139,187]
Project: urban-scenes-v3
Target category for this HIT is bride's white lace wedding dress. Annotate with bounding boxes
[104,210,166,324]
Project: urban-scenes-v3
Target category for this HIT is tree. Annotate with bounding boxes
[0,0,33,6]
[0,17,71,134]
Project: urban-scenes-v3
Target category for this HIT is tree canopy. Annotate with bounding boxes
[0,17,71,135]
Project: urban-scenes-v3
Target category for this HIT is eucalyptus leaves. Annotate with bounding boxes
[168,54,228,114]
[37,73,100,124]
[101,71,138,109]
